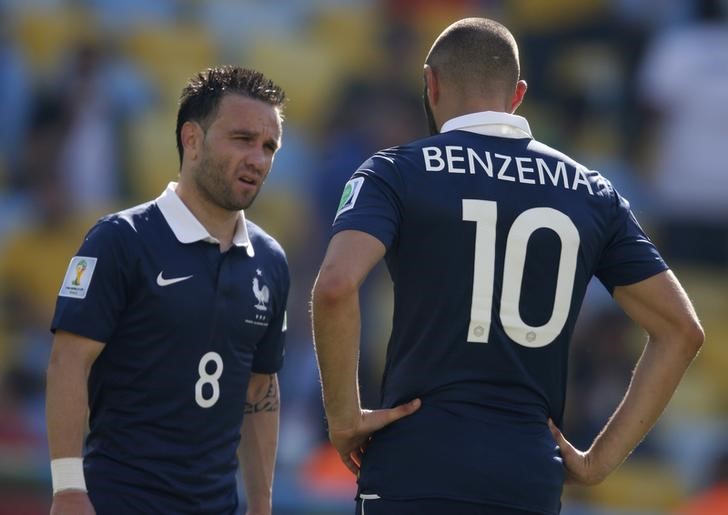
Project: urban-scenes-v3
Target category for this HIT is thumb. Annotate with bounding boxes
[367,398,421,431]
[549,418,577,457]
[548,418,569,448]
[395,398,421,417]
[548,418,563,442]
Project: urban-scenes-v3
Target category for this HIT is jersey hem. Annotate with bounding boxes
[357,491,557,515]
[50,322,110,346]
[604,263,670,294]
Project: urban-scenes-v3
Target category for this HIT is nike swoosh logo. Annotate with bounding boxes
[156,272,193,287]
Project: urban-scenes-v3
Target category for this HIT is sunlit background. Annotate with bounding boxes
[0,0,727,514]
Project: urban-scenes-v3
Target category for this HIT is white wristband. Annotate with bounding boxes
[50,458,87,494]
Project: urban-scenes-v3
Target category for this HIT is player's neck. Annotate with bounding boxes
[174,180,237,250]
[437,98,511,127]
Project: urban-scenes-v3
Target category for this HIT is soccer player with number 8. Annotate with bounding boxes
[46,66,290,515]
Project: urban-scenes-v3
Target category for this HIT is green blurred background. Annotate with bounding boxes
[0,0,726,514]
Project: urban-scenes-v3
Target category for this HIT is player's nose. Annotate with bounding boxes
[244,146,270,175]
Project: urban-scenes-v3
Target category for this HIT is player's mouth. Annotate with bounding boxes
[237,176,258,190]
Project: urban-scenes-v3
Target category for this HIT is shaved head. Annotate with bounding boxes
[426,18,520,98]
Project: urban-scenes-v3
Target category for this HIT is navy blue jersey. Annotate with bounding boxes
[331,112,667,514]
[51,184,289,514]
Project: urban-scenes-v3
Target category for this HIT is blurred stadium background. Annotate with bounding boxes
[0,0,726,514]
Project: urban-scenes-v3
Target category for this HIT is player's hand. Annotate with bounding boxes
[50,490,96,515]
[328,398,421,475]
[548,419,610,486]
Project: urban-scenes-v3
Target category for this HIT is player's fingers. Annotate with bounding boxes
[389,398,422,421]
[351,448,364,467]
[340,453,360,475]
[372,398,421,430]
[548,419,588,484]
[548,419,575,483]
[548,418,569,450]
[549,419,579,462]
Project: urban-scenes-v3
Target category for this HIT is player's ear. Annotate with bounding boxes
[509,80,528,113]
[424,65,439,106]
[180,121,204,163]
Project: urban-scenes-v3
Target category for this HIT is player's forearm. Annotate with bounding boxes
[311,281,362,430]
[588,332,701,478]
[239,412,278,514]
[46,354,90,459]
[239,375,279,515]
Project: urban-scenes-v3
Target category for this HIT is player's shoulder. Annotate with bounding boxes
[356,147,403,173]
[354,142,425,182]
[527,138,615,200]
[245,219,287,262]
[87,200,156,242]
[370,135,443,166]
[104,200,157,229]
[526,139,583,170]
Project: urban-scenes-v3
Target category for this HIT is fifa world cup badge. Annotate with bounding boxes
[59,256,98,299]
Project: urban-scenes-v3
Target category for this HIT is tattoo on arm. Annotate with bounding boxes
[244,374,279,414]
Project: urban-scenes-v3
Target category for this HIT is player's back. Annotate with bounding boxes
[380,130,608,417]
[332,113,666,513]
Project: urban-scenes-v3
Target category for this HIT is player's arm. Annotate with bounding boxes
[238,372,279,515]
[46,330,105,515]
[550,270,703,484]
[311,230,420,475]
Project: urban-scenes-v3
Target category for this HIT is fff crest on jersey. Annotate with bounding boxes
[252,269,269,311]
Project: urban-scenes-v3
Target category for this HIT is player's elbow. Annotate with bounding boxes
[312,267,359,307]
[247,373,277,403]
[664,315,705,359]
[681,317,705,355]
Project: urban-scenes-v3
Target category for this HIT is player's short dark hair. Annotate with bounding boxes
[175,66,286,164]
[425,18,520,97]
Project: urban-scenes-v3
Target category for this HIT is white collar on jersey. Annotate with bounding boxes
[156,182,255,257]
[441,111,532,139]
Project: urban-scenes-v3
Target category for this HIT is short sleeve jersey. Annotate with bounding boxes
[331,112,667,514]
[51,184,289,514]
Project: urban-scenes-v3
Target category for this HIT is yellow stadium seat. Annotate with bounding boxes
[643,265,728,419]
[506,0,608,33]
[405,1,485,60]
[126,109,179,201]
[122,23,218,100]
[308,6,380,76]
[16,9,96,73]
[243,36,340,125]
[246,189,314,255]
[674,266,728,411]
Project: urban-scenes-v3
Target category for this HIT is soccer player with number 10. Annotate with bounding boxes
[312,18,704,515]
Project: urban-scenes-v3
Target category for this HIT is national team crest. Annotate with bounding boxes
[335,177,364,220]
[59,256,98,299]
[252,269,270,311]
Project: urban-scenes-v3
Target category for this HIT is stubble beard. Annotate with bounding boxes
[194,150,258,212]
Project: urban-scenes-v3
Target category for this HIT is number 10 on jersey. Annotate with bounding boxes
[462,199,580,348]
